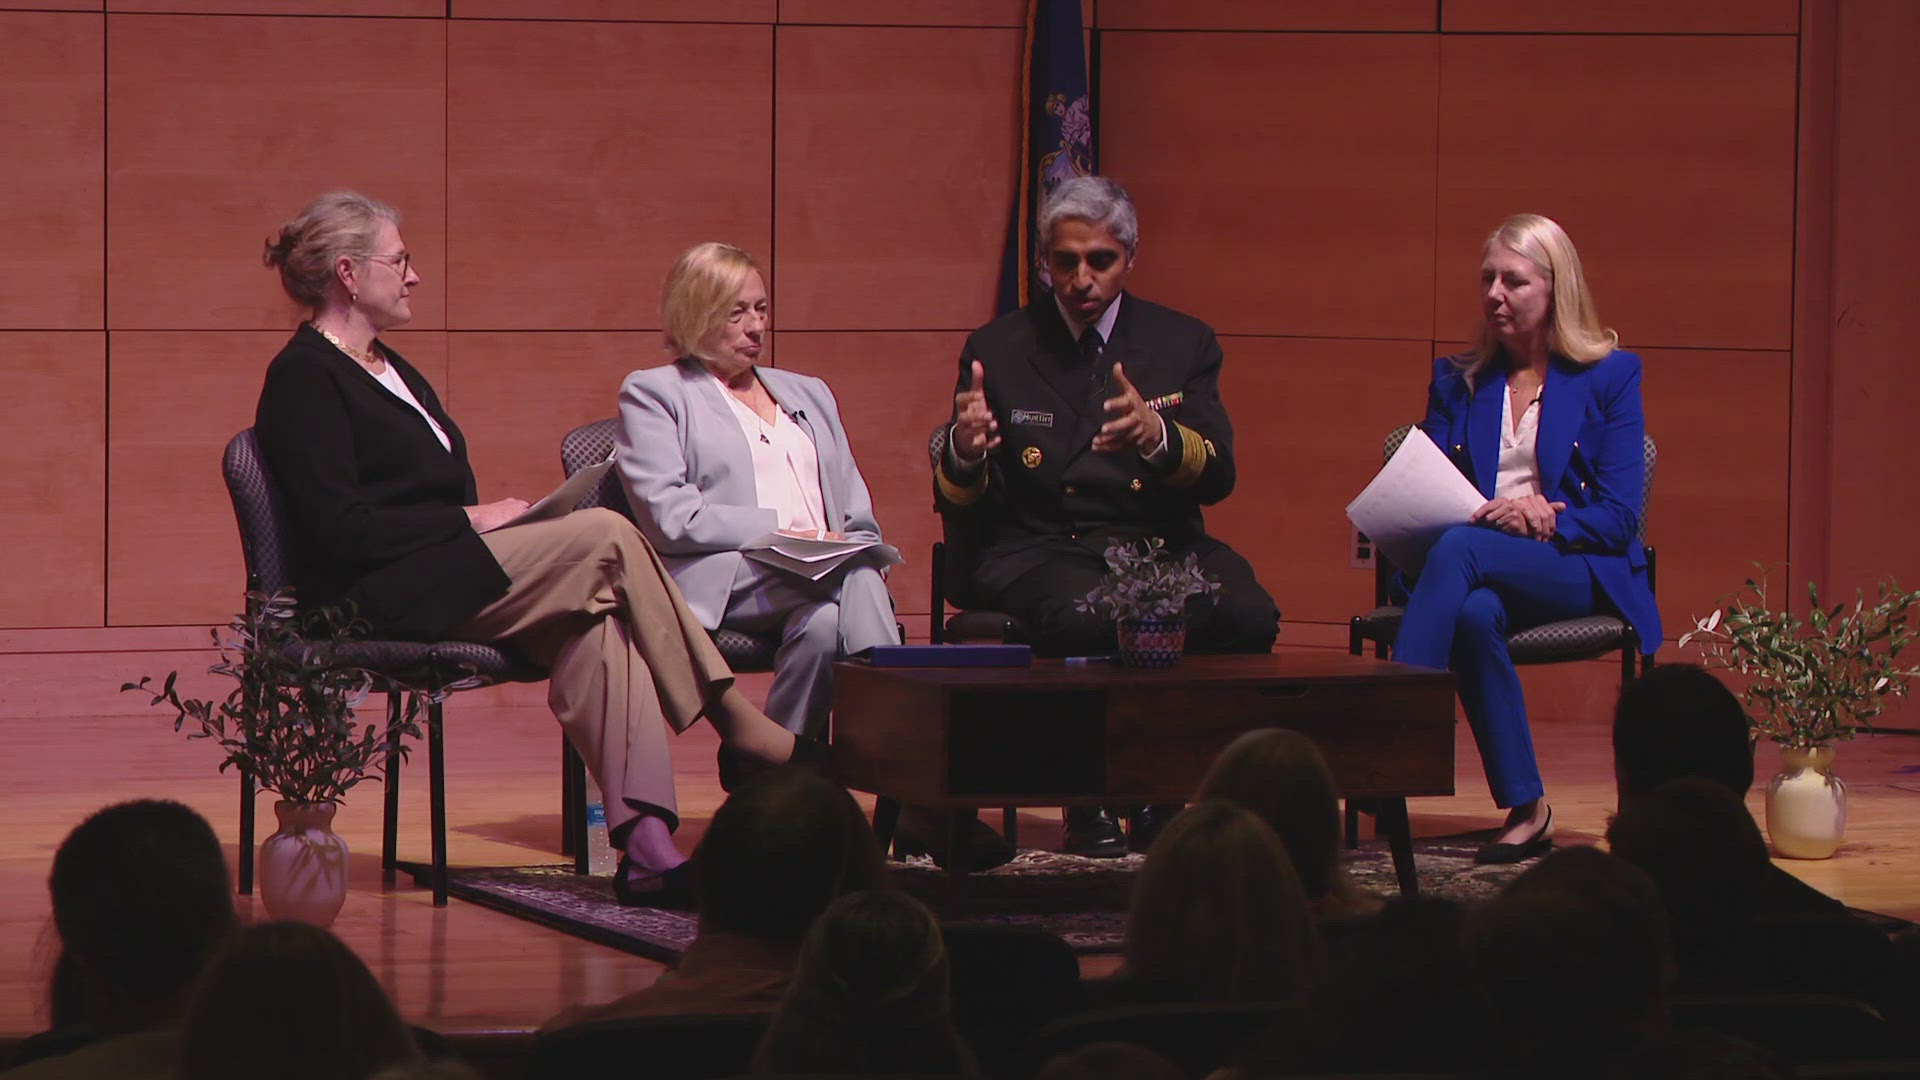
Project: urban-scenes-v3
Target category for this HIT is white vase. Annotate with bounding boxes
[258,800,350,926]
[1764,745,1848,860]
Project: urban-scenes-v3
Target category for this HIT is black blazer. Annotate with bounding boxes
[254,324,509,639]
[934,293,1237,597]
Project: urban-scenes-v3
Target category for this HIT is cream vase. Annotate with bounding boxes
[258,800,351,926]
[1764,745,1848,860]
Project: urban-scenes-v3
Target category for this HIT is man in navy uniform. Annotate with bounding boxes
[934,175,1279,856]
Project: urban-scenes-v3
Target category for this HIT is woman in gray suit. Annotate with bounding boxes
[615,242,900,754]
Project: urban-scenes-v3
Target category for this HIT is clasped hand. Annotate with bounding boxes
[1471,494,1566,541]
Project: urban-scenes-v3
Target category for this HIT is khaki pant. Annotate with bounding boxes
[452,507,735,834]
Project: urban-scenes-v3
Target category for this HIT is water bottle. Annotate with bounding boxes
[585,776,616,876]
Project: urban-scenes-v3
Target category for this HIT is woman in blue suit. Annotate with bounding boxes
[1396,213,1660,863]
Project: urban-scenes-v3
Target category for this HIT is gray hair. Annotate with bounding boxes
[1038,175,1139,254]
[262,191,398,309]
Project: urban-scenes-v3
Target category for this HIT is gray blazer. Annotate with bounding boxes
[615,357,884,628]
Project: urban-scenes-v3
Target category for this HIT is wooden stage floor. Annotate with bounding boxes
[3,648,1917,1041]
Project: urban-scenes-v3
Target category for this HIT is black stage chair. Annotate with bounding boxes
[222,428,545,906]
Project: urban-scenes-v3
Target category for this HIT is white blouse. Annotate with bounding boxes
[714,376,828,535]
[369,362,451,452]
[1494,385,1543,500]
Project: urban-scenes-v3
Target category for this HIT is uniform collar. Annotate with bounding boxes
[1053,291,1124,345]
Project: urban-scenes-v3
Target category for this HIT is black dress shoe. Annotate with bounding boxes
[611,857,699,909]
[893,807,1015,871]
[1127,803,1182,854]
[717,736,831,793]
[1475,805,1554,865]
[1063,807,1128,859]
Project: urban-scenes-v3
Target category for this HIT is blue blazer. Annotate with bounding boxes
[1419,349,1661,653]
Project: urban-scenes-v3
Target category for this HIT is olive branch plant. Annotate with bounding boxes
[1678,569,1920,749]
[122,589,426,804]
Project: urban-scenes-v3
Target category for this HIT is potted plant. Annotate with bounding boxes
[1075,537,1222,667]
[1679,572,1920,859]
[123,589,422,924]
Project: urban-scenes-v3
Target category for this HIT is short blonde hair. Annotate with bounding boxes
[262,191,397,310]
[661,242,767,360]
[1460,213,1618,380]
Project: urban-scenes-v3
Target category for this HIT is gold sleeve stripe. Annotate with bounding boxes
[1165,423,1208,488]
[937,460,989,506]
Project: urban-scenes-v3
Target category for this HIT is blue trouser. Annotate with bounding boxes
[1392,525,1598,808]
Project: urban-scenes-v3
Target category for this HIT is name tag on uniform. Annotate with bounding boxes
[1011,409,1054,428]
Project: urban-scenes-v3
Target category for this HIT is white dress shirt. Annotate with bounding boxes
[369,361,451,452]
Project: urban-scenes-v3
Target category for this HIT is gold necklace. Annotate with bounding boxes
[313,322,383,370]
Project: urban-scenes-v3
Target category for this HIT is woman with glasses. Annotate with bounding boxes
[254,193,814,908]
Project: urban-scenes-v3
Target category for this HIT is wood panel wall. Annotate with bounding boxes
[0,0,1897,654]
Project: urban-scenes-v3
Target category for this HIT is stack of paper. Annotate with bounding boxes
[1344,428,1487,574]
[482,455,616,533]
[744,534,903,582]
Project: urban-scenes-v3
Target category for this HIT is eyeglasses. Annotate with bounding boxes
[363,250,412,278]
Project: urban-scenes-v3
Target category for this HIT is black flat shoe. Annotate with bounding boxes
[612,857,698,909]
[1475,805,1554,865]
[1063,807,1129,859]
[717,737,830,793]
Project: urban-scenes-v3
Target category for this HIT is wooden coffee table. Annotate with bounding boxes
[831,651,1456,897]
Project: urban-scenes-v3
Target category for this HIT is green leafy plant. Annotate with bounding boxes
[1075,537,1222,622]
[1679,570,1920,748]
[122,590,422,804]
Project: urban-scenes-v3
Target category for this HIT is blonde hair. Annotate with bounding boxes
[262,191,398,310]
[661,241,767,361]
[1124,800,1322,1003]
[1460,213,1617,380]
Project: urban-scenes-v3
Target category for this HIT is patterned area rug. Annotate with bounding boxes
[442,835,1527,963]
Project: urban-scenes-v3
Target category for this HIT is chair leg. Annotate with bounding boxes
[566,742,590,875]
[1348,617,1364,658]
[238,764,256,895]
[1002,807,1019,850]
[429,700,448,907]
[872,796,902,852]
[1374,797,1420,900]
[383,692,402,885]
[1620,639,1637,687]
[560,737,578,858]
[1343,799,1361,849]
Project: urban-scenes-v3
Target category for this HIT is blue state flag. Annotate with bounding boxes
[996,0,1096,316]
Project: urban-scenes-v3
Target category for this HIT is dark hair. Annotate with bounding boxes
[752,890,978,1077]
[1607,778,1771,947]
[1614,663,1754,799]
[1194,728,1367,908]
[49,800,235,1026]
[1124,800,1322,1003]
[693,766,888,942]
[1466,846,1672,1044]
[177,921,421,1080]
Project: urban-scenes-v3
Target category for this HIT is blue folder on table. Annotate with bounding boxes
[856,644,1033,668]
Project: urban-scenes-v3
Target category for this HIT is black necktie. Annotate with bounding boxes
[1080,328,1106,393]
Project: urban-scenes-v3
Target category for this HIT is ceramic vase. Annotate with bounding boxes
[258,800,350,926]
[1765,745,1848,860]
[1116,615,1186,668]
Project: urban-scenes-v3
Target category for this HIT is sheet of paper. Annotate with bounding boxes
[1344,428,1488,574]
[482,455,615,533]
[742,534,903,582]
